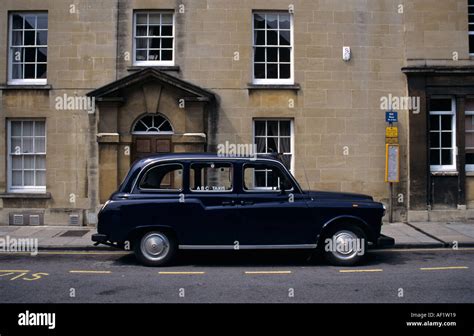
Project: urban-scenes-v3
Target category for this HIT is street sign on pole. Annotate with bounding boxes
[385,111,398,123]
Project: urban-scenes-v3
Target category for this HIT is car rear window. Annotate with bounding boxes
[190,162,233,192]
[139,163,183,191]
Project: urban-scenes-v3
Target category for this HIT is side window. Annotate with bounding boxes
[190,162,233,192]
[139,163,183,191]
[243,163,292,191]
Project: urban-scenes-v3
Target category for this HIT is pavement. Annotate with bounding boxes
[0,221,474,250]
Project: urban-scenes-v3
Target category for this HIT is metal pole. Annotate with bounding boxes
[389,182,393,223]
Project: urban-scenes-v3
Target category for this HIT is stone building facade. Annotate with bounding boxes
[0,0,472,226]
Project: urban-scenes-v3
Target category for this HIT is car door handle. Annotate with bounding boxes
[240,201,254,205]
[222,201,235,206]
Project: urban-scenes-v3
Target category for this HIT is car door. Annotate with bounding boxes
[236,161,315,247]
[178,160,241,247]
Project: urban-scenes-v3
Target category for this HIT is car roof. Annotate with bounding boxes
[133,152,284,166]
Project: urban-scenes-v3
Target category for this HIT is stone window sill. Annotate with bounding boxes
[0,85,52,90]
[430,172,458,177]
[247,83,301,91]
[127,66,180,72]
[0,192,51,199]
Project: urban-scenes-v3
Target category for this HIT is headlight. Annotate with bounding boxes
[382,204,387,216]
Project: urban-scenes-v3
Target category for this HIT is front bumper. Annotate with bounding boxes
[376,234,395,248]
[91,233,108,245]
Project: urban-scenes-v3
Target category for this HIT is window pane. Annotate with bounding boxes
[36,31,47,46]
[441,149,452,165]
[24,47,35,62]
[280,121,291,136]
[466,152,474,165]
[35,171,45,186]
[267,30,278,45]
[24,64,35,78]
[266,63,278,78]
[161,14,173,24]
[136,38,147,49]
[136,50,146,61]
[162,38,173,48]
[254,14,265,29]
[24,156,34,169]
[430,115,440,130]
[267,47,278,62]
[266,14,278,29]
[441,132,452,147]
[35,138,46,153]
[140,164,183,190]
[37,15,47,29]
[149,14,160,24]
[136,14,147,24]
[280,137,291,153]
[149,26,160,36]
[161,25,172,36]
[161,50,172,61]
[36,156,45,169]
[441,115,452,130]
[430,132,440,148]
[24,15,36,29]
[23,138,33,153]
[430,99,452,111]
[279,14,290,29]
[12,31,23,46]
[190,163,233,191]
[471,34,474,54]
[12,171,22,186]
[279,48,291,62]
[11,137,21,153]
[148,49,160,61]
[12,14,23,29]
[279,30,291,45]
[150,37,160,48]
[280,64,291,79]
[255,121,266,136]
[430,149,440,165]
[37,48,47,62]
[267,121,279,136]
[12,156,22,169]
[23,121,33,136]
[24,171,34,186]
[11,122,22,136]
[254,63,265,79]
[267,137,278,153]
[255,47,265,62]
[136,26,147,37]
[37,64,47,78]
[24,31,35,45]
[255,30,265,45]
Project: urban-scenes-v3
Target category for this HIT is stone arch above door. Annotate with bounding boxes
[87,68,216,203]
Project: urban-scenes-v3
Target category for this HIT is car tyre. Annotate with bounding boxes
[134,231,176,267]
[321,225,367,266]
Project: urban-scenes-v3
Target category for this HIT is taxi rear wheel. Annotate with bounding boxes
[134,231,177,267]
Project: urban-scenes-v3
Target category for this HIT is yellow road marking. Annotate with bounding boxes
[339,269,383,273]
[69,270,112,274]
[420,266,469,271]
[0,270,30,272]
[245,271,292,275]
[158,271,205,275]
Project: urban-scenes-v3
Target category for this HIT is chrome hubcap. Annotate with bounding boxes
[332,230,361,260]
[141,232,170,261]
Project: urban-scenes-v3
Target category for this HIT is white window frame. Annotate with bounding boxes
[253,118,295,179]
[252,12,294,85]
[465,109,474,172]
[7,120,47,193]
[429,98,457,172]
[133,11,175,66]
[469,1,474,55]
[8,12,48,85]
